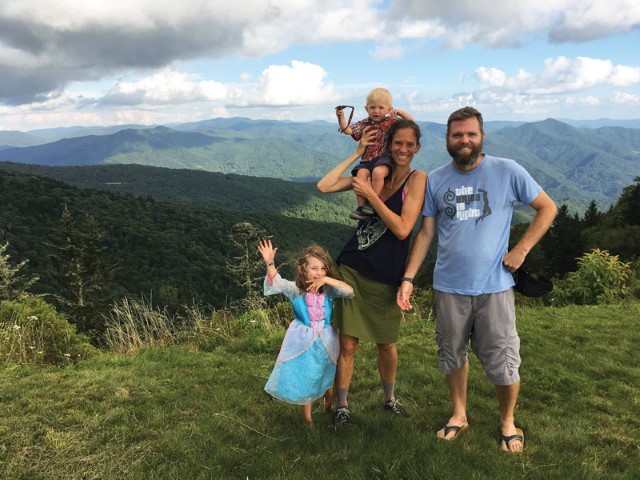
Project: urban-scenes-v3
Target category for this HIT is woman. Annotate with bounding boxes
[317,119,427,425]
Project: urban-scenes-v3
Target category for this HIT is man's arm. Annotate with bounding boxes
[397,215,436,311]
[503,190,557,272]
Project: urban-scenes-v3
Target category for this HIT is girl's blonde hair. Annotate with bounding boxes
[294,244,339,291]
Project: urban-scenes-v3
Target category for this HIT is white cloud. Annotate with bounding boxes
[613,91,640,104]
[474,56,640,95]
[549,0,640,42]
[390,0,640,47]
[535,56,613,93]
[100,69,228,105]
[256,61,334,106]
[474,67,507,87]
[0,58,336,130]
[0,1,637,128]
[0,1,384,105]
[610,65,640,87]
[428,54,640,121]
[93,61,333,108]
[564,95,601,106]
[2,0,638,106]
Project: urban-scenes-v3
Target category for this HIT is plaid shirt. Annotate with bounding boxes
[350,114,398,162]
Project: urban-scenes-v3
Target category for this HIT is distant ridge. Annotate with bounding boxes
[1,117,638,213]
[558,118,640,129]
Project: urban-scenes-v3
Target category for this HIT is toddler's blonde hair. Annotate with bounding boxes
[366,87,392,106]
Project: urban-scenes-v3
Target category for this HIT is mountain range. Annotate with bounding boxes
[1,117,639,212]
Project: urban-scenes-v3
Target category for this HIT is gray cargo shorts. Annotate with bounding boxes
[433,289,521,385]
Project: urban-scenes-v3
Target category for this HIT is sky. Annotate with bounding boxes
[0,0,639,132]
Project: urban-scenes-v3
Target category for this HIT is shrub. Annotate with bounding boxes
[0,296,97,365]
[552,249,632,305]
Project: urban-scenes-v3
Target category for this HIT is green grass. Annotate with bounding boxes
[1,303,639,479]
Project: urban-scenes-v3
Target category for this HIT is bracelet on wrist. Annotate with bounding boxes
[267,268,278,284]
[266,261,275,267]
[401,276,414,284]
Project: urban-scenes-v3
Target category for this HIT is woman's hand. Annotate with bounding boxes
[317,129,373,194]
[397,282,414,311]
[356,125,376,155]
[352,174,376,202]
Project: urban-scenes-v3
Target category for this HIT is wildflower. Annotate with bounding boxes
[12,324,20,330]
[63,353,71,357]
[27,316,38,321]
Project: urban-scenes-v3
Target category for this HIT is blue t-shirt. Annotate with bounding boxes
[423,155,542,295]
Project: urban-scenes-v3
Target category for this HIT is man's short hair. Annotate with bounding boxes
[447,107,484,134]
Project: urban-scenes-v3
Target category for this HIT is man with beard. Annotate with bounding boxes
[397,107,557,453]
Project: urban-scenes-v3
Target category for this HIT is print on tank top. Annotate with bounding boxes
[355,216,387,250]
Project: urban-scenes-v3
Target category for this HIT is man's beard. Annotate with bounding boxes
[447,141,483,167]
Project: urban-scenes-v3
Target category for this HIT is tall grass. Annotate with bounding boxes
[104,297,178,354]
[103,295,292,354]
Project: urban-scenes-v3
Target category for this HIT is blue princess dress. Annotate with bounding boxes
[264,273,353,405]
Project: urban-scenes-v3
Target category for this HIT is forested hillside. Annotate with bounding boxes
[487,119,640,208]
[0,170,353,315]
[0,163,356,225]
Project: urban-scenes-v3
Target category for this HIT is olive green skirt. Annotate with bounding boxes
[333,264,402,343]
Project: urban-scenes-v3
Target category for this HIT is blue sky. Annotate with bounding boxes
[0,0,638,131]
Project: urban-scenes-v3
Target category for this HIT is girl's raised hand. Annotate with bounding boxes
[258,239,277,265]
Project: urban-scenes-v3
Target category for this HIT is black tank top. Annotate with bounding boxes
[337,171,416,286]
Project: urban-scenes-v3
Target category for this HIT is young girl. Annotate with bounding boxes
[259,239,354,426]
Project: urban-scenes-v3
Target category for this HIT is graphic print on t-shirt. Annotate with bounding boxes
[443,185,492,225]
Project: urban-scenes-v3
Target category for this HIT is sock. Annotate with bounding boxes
[336,387,349,408]
[382,381,395,403]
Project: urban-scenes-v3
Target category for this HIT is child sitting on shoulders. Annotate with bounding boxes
[336,87,415,221]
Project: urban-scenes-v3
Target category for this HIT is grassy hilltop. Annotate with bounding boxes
[0,302,638,479]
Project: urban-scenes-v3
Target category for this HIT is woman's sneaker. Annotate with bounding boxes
[383,398,409,417]
[333,406,352,426]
